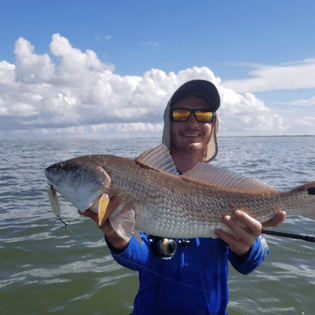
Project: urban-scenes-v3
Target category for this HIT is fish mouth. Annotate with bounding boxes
[45,173,57,190]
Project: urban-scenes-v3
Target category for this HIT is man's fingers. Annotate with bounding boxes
[233,210,262,237]
[215,227,250,255]
[216,210,264,256]
[78,197,122,232]
[262,211,286,228]
[78,209,98,223]
[221,213,258,244]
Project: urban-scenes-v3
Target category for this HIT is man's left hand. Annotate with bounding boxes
[215,209,286,256]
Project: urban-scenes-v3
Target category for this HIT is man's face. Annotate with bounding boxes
[170,95,214,155]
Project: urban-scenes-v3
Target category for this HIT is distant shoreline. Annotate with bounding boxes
[218,135,315,138]
[1,135,315,141]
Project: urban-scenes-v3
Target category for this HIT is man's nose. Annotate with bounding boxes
[186,113,199,126]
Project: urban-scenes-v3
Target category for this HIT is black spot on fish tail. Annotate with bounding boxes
[307,187,315,195]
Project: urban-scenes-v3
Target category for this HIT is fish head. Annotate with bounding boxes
[45,158,111,212]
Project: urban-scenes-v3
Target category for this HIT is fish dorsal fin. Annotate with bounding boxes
[135,144,179,175]
[183,163,278,194]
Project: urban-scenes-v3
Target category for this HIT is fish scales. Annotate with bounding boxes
[68,156,301,238]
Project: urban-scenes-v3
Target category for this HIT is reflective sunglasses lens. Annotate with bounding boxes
[172,109,190,122]
[195,111,214,122]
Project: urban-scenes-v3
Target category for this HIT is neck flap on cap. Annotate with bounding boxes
[162,80,220,163]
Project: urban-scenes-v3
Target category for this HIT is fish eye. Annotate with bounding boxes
[51,163,64,172]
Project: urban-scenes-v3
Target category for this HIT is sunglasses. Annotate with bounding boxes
[171,108,215,123]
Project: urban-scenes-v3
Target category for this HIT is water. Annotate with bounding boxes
[1,136,315,315]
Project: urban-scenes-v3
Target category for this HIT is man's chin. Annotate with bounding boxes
[182,142,205,152]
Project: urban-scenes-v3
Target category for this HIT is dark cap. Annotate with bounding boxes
[170,80,220,112]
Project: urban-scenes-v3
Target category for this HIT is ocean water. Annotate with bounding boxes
[1,136,315,315]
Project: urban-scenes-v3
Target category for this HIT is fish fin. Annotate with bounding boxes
[109,206,136,242]
[135,144,179,175]
[183,163,278,194]
[47,187,61,217]
[132,229,142,245]
[98,194,110,226]
[109,202,127,219]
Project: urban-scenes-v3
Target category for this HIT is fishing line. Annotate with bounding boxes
[55,216,231,303]
[261,230,315,255]
[55,212,314,313]
[56,216,105,248]
[55,217,286,315]
[116,255,283,315]
[57,216,69,228]
[57,216,221,294]
[266,239,315,256]
[54,217,294,315]
[115,255,283,315]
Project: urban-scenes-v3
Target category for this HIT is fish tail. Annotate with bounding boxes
[280,181,315,220]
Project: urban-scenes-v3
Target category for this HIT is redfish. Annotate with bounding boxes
[45,145,315,243]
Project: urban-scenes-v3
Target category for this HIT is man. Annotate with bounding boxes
[81,80,285,314]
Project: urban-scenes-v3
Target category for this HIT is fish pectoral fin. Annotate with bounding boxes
[132,229,142,245]
[135,144,179,175]
[182,163,278,194]
[109,206,137,243]
[47,186,61,217]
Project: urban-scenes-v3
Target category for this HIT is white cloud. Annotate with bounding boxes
[279,58,315,66]
[94,34,112,41]
[274,96,315,106]
[0,34,314,139]
[140,40,160,49]
[296,116,315,127]
[14,37,55,83]
[0,61,16,84]
[217,90,288,134]
[0,122,164,140]
[223,59,315,93]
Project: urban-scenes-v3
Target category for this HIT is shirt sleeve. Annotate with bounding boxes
[105,232,151,271]
[228,236,269,275]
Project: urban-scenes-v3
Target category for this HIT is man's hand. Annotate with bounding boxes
[215,208,286,256]
[261,211,286,228]
[78,196,121,234]
[78,196,129,251]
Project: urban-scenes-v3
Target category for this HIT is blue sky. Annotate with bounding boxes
[1,0,315,139]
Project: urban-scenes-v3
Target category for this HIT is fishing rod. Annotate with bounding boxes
[262,229,315,243]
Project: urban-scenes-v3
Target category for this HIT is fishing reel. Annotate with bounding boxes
[150,236,177,260]
[149,236,191,260]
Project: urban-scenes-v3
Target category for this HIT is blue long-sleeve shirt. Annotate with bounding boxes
[107,233,269,315]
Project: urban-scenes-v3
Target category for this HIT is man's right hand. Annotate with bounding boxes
[78,196,129,251]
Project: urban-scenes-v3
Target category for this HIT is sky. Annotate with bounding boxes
[1,0,315,139]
